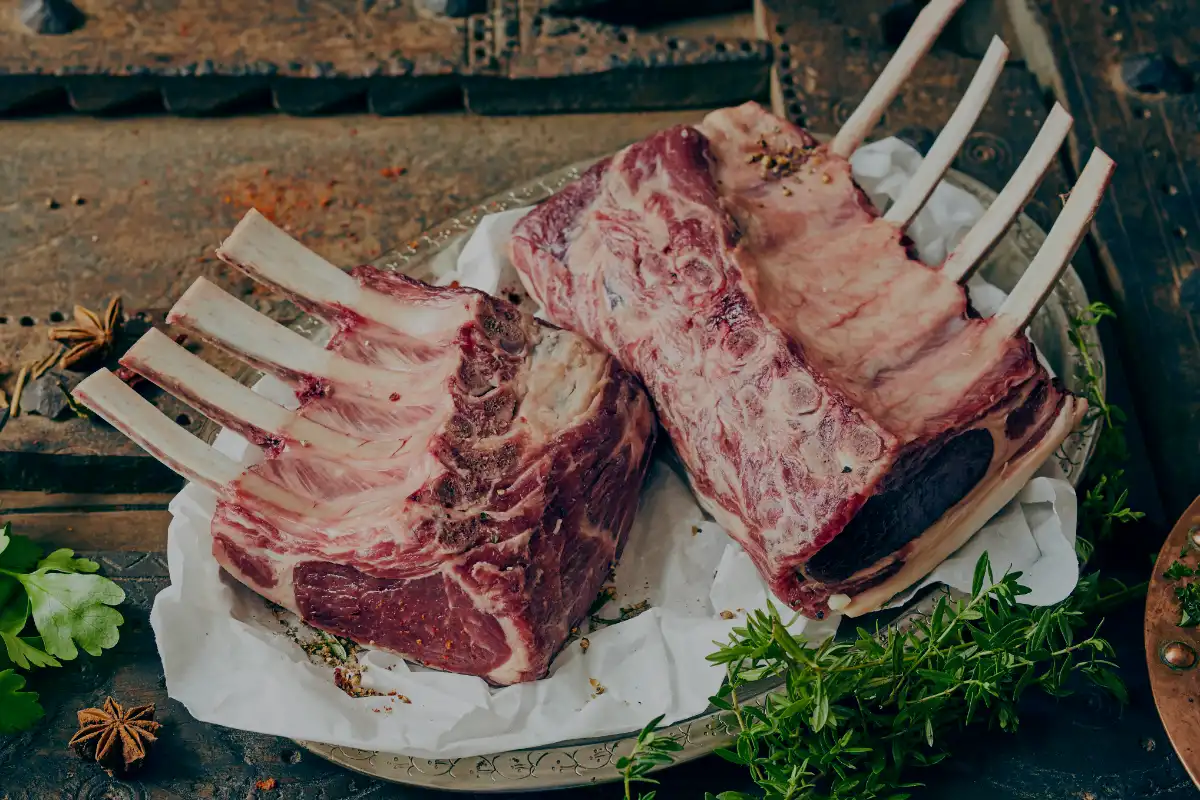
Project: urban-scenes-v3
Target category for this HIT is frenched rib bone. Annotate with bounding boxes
[509,100,1106,618]
[74,211,656,685]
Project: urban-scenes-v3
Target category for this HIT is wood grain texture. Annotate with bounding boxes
[1007,0,1200,519]
[0,0,768,116]
[0,110,703,493]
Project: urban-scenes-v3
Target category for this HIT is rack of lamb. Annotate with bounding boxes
[72,211,656,685]
[509,0,1113,618]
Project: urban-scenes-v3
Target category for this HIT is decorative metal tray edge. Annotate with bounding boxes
[271,156,1103,792]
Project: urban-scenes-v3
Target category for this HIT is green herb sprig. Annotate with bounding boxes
[698,555,1123,800]
[1069,302,1144,563]
[616,714,684,800]
[0,522,125,733]
[1175,584,1200,628]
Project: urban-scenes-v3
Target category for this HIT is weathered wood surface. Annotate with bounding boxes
[1005,0,1200,520]
[0,0,766,116]
[0,109,702,493]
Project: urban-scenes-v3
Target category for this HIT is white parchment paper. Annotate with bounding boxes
[150,138,1080,758]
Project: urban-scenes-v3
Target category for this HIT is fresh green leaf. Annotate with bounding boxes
[0,668,43,734]
[18,571,124,660]
[36,548,101,574]
[1176,584,1200,628]
[0,632,60,670]
[0,525,41,573]
[1164,561,1195,581]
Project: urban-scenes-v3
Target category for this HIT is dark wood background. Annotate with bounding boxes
[1,0,1198,796]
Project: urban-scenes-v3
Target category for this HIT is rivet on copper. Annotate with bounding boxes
[1161,641,1198,670]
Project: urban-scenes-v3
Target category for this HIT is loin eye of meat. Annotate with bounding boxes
[804,429,995,583]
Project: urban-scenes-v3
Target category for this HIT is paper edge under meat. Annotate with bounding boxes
[150,137,1081,759]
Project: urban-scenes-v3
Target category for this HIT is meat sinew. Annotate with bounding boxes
[510,101,1094,619]
[74,210,656,685]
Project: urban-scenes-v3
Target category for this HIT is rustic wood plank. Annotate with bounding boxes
[0,1,768,117]
[1006,0,1200,518]
[0,109,706,494]
[0,491,173,549]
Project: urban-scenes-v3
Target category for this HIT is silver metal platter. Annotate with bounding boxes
[278,155,1103,792]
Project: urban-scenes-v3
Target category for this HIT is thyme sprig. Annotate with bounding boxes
[1068,302,1144,563]
[699,556,1123,800]
[616,714,684,800]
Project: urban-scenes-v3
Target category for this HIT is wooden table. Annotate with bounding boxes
[3,0,1199,796]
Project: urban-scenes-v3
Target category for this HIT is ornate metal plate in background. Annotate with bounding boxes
[264,154,1105,790]
[1145,497,1200,791]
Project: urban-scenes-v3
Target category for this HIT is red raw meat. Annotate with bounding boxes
[74,212,655,684]
[510,102,1088,618]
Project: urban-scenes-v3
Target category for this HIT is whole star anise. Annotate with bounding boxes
[69,697,161,777]
[48,296,122,370]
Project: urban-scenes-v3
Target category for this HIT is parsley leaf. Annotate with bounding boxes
[0,669,43,734]
[1176,584,1200,628]
[16,569,125,660]
[0,595,60,670]
[0,524,125,661]
[1164,560,1196,581]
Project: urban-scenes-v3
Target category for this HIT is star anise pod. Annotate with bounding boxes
[48,296,122,370]
[69,697,161,777]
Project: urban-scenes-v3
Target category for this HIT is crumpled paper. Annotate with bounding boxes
[150,137,1080,759]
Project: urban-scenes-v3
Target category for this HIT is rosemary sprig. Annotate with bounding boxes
[617,714,683,800]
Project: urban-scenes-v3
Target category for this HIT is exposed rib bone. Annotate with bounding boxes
[992,148,1115,339]
[121,328,401,460]
[167,278,415,396]
[72,369,244,491]
[830,0,966,158]
[883,37,1009,229]
[218,209,456,340]
[940,103,1073,284]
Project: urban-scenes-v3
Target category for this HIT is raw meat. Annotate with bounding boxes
[509,101,1090,618]
[74,211,656,685]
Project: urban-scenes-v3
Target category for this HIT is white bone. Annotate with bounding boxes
[218,209,457,340]
[992,148,1115,339]
[883,37,1009,229]
[166,278,415,397]
[72,370,346,515]
[830,0,966,157]
[121,329,402,460]
[940,103,1073,284]
[72,369,244,491]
